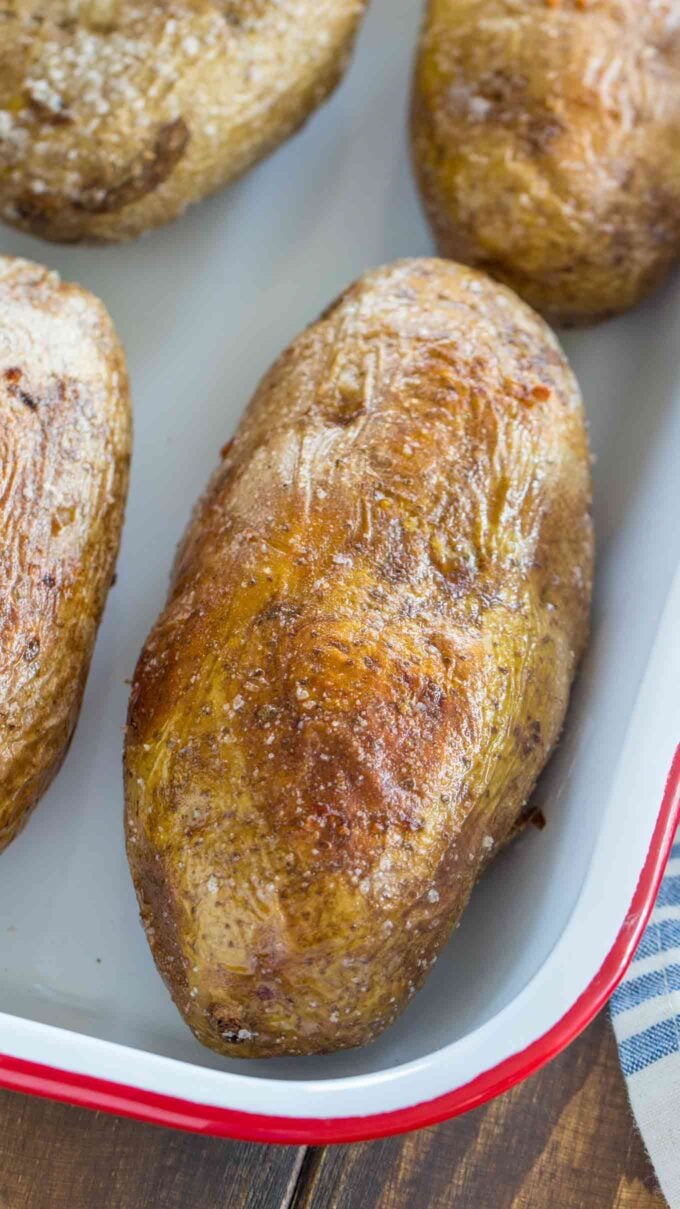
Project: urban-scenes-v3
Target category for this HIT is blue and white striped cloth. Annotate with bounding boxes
[612,832,680,1208]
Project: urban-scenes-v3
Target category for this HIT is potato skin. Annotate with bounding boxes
[125,258,593,1058]
[0,257,130,852]
[0,0,367,244]
[412,0,680,326]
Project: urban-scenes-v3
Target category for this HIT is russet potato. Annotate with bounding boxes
[0,256,130,852]
[125,259,593,1058]
[412,0,680,325]
[0,0,367,243]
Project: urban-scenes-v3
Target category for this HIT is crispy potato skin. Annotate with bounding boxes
[0,0,367,244]
[125,259,593,1058]
[412,0,680,326]
[0,257,130,852]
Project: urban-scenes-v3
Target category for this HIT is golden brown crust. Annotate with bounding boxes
[0,0,367,244]
[411,0,680,325]
[125,258,593,1058]
[0,256,131,852]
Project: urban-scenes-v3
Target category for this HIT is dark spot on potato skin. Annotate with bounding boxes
[449,69,564,155]
[329,406,366,427]
[220,0,272,27]
[209,1009,247,1043]
[23,637,40,663]
[74,118,191,215]
[25,94,73,126]
[3,366,37,409]
[513,717,542,757]
[257,600,303,627]
[13,118,191,239]
[525,114,563,154]
[18,390,37,410]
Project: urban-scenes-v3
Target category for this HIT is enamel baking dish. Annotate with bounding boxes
[0,0,679,1144]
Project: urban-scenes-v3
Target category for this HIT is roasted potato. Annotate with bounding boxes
[0,256,130,852]
[0,0,367,244]
[125,258,593,1058]
[412,0,680,325]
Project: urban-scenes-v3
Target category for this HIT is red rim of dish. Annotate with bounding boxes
[0,745,678,1145]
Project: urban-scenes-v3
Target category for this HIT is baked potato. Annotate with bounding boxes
[125,258,593,1058]
[412,0,680,326]
[0,256,130,852]
[0,0,367,244]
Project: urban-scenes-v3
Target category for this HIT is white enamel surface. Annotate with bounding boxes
[0,0,679,1122]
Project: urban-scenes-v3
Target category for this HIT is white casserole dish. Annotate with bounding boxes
[0,0,678,1144]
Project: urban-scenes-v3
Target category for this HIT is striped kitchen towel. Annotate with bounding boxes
[612,832,680,1208]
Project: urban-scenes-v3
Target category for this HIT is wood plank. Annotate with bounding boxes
[0,1012,663,1208]
[293,1013,664,1209]
[0,1089,304,1209]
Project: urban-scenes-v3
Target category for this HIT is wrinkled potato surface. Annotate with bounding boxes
[0,256,130,852]
[412,0,680,325]
[125,259,593,1058]
[0,0,367,243]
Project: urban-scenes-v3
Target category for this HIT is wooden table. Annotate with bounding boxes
[0,1012,665,1209]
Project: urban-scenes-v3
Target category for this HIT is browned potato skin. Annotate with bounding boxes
[125,259,593,1058]
[412,0,680,326]
[0,0,367,244]
[0,257,130,852]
